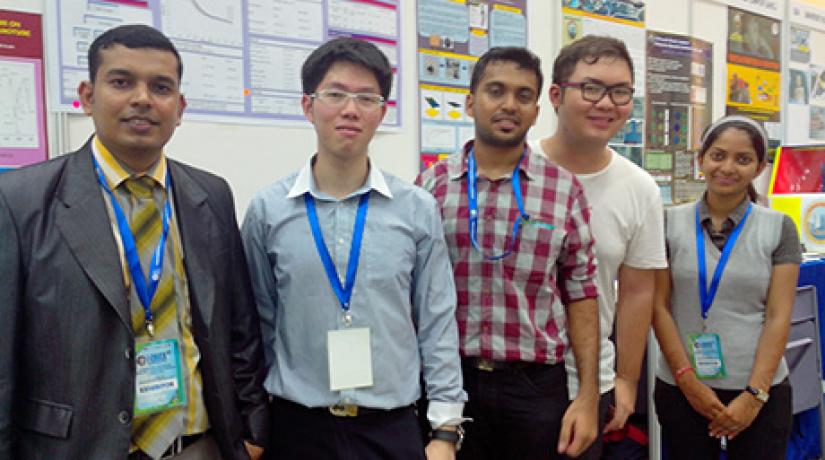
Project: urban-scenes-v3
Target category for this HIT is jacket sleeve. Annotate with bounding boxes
[0,188,21,457]
[222,183,270,447]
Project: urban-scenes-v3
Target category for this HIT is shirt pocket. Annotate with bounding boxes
[505,218,567,288]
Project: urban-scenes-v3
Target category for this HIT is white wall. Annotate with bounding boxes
[5,0,817,217]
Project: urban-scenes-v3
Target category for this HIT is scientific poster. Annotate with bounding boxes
[646,30,712,204]
[418,0,527,170]
[46,0,402,128]
[0,9,47,171]
[726,7,781,128]
[561,0,645,25]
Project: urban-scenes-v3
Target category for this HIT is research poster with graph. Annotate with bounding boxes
[645,31,712,204]
[0,9,47,171]
[417,0,527,170]
[46,0,402,128]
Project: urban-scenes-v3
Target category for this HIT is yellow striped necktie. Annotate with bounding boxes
[122,176,183,456]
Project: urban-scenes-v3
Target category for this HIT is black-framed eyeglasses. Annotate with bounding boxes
[558,81,635,106]
[309,89,385,110]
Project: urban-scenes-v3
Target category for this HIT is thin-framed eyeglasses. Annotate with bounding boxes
[309,89,385,110]
[558,81,635,106]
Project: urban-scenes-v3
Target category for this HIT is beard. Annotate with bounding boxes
[475,124,527,148]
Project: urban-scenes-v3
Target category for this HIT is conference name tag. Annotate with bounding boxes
[328,327,373,391]
[135,339,187,416]
[687,333,727,379]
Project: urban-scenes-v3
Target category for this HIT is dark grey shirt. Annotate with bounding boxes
[697,196,801,265]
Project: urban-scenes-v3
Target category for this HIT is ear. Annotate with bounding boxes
[301,94,315,124]
[465,93,475,120]
[532,103,540,127]
[78,80,95,116]
[176,94,187,127]
[549,84,563,112]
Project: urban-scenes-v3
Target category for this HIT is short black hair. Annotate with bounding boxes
[552,35,634,85]
[88,24,182,83]
[470,47,543,97]
[301,38,393,100]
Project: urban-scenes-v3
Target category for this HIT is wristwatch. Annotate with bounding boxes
[430,425,465,451]
[744,385,769,403]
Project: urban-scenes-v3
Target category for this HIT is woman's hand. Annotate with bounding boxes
[708,393,762,439]
[677,373,726,421]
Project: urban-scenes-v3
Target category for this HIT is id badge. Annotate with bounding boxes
[687,333,727,379]
[135,339,187,416]
[327,328,373,391]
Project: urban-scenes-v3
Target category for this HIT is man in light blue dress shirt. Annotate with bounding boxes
[241,38,467,460]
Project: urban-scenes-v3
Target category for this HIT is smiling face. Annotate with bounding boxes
[550,56,633,148]
[699,127,767,200]
[79,44,185,165]
[466,60,539,149]
[301,61,386,163]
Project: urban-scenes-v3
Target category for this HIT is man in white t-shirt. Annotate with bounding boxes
[532,35,666,459]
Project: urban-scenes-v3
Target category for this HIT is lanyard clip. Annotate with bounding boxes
[145,320,155,337]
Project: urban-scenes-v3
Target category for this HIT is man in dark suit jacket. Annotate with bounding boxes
[0,25,269,459]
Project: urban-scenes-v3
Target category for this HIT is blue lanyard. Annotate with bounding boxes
[467,147,529,260]
[695,202,752,322]
[305,192,369,316]
[91,156,172,336]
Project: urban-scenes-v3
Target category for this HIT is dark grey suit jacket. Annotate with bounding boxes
[0,141,270,459]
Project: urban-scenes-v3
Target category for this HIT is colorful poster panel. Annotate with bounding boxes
[561,0,645,25]
[726,63,781,122]
[727,7,780,68]
[0,10,47,170]
[418,0,527,170]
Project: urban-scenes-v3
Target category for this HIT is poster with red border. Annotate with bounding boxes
[0,9,47,171]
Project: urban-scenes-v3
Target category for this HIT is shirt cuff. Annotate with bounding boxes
[427,401,471,429]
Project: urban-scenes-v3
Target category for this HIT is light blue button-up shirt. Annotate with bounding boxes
[241,156,466,427]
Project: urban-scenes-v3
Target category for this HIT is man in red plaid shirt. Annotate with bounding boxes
[417,47,600,459]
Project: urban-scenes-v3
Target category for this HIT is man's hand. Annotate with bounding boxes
[425,439,456,460]
[557,394,598,457]
[677,374,725,421]
[604,376,637,433]
[244,440,264,460]
[709,393,762,439]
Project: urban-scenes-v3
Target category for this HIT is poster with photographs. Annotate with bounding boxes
[791,26,811,64]
[417,0,527,170]
[726,7,781,128]
[645,31,712,204]
[561,0,645,25]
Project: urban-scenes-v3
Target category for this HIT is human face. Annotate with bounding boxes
[466,61,539,149]
[301,62,386,162]
[698,127,767,200]
[550,57,633,147]
[79,45,185,165]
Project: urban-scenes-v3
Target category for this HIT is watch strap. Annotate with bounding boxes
[744,385,769,403]
[430,429,460,444]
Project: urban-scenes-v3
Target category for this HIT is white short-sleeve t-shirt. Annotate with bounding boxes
[531,142,667,397]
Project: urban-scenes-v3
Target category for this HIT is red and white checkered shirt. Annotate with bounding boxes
[416,141,598,364]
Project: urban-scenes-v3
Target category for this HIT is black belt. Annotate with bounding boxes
[462,357,555,372]
[128,431,208,459]
[272,395,413,418]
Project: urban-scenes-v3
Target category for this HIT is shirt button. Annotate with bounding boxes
[481,324,491,333]
[124,348,132,360]
[118,411,131,424]
[338,238,345,245]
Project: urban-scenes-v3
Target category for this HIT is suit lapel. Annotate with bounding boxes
[55,144,131,330]
[168,161,215,329]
